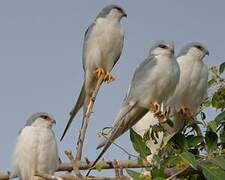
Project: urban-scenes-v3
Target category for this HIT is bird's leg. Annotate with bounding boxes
[150,102,161,115]
[104,72,115,83]
[180,106,193,118]
[150,102,166,123]
[93,68,106,79]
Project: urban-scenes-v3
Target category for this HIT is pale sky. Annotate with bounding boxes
[0,0,224,177]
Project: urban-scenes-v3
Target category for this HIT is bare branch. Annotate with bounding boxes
[64,150,81,177]
[0,172,10,180]
[35,172,62,180]
[75,75,104,161]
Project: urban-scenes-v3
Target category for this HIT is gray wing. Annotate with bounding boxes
[127,55,157,100]
[82,22,95,70]
[111,35,124,69]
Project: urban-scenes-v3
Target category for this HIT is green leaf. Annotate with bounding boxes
[203,98,211,107]
[152,166,165,179]
[187,135,204,148]
[205,131,218,152]
[130,128,150,157]
[220,127,225,144]
[211,157,225,170]
[212,88,225,109]
[208,120,218,133]
[153,177,165,180]
[201,164,225,180]
[215,111,225,124]
[208,78,217,88]
[126,169,143,180]
[171,133,188,151]
[219,62,225,74]
[210,66,218,75]
[161,132,176,148]
[180,151,198,170]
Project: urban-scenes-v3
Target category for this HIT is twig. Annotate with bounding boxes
[36,172,130,180]
[101,134,138,159]
[0,172,9,180]
[64,150,82,177]
[75,75,104,161]
[35,172,63,180]
[166,167,189,180]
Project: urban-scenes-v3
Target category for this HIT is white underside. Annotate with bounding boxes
[11,126,58,180]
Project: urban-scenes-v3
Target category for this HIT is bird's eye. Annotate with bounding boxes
[115,7,122,12]
[195,45,203,50]
[40,115,49,119]
[158,44,168,49]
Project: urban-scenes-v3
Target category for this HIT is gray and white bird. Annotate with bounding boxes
[86,41,180,176]
[133,42,209,160]
[60,4,127,141]
[11,112,59,180]
[166,42,209,122]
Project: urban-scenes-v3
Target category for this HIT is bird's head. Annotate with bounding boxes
[25,112,56,129]
[97,4,127,21]
[177,42,209,60]
[150,41,175,57]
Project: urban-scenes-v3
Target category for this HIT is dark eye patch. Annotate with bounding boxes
[115,7,123,12]
[158,44,168,49]
[40,115,49,120]
[195,45,203,51]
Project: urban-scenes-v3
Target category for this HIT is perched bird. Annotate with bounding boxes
[60,4,127,141]
[166,42,209,121]
[133,42,209,159]
[86,41,180,176]
[11,112,59,180]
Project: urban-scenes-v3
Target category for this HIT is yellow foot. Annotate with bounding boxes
[104,72,115,83]
[93,68,105,79]
[150,102,166,123]
[150,102,161,114]
[180,106,193,118]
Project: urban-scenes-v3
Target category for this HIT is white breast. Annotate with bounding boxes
[84,17,124,72]
[11,126,58,180]
[167,55,208,114]
[138,56,180,108]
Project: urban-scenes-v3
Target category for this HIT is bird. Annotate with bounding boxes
[60,4,127,141]
[11,112,59,180]
[166,42,209,121]
[132,42,209,160]
[86,40,180,176]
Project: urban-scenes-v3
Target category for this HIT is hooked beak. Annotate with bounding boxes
[171,49,175,54]
[123,12,127,18]
[52,119,56,124]
[206,50,209,56]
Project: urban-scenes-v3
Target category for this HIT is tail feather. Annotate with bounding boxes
[60,83,86,141]
[96,139,107,150]
[87,104,148,176]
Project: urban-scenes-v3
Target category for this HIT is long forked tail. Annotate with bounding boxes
[60,83,85,141]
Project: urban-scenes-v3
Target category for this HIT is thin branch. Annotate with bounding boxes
[35,172,63,180]
[0,172,9,180]
[75,75,104,161]
[0,160,150,180]
[36,173,130,180]
[58,160,150,171]
[101,134,138,159]
[64,150,81,177]
[166,167,189,180]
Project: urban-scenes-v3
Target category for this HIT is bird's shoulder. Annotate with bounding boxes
[84,22,96,42]
[132,55,157,84]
